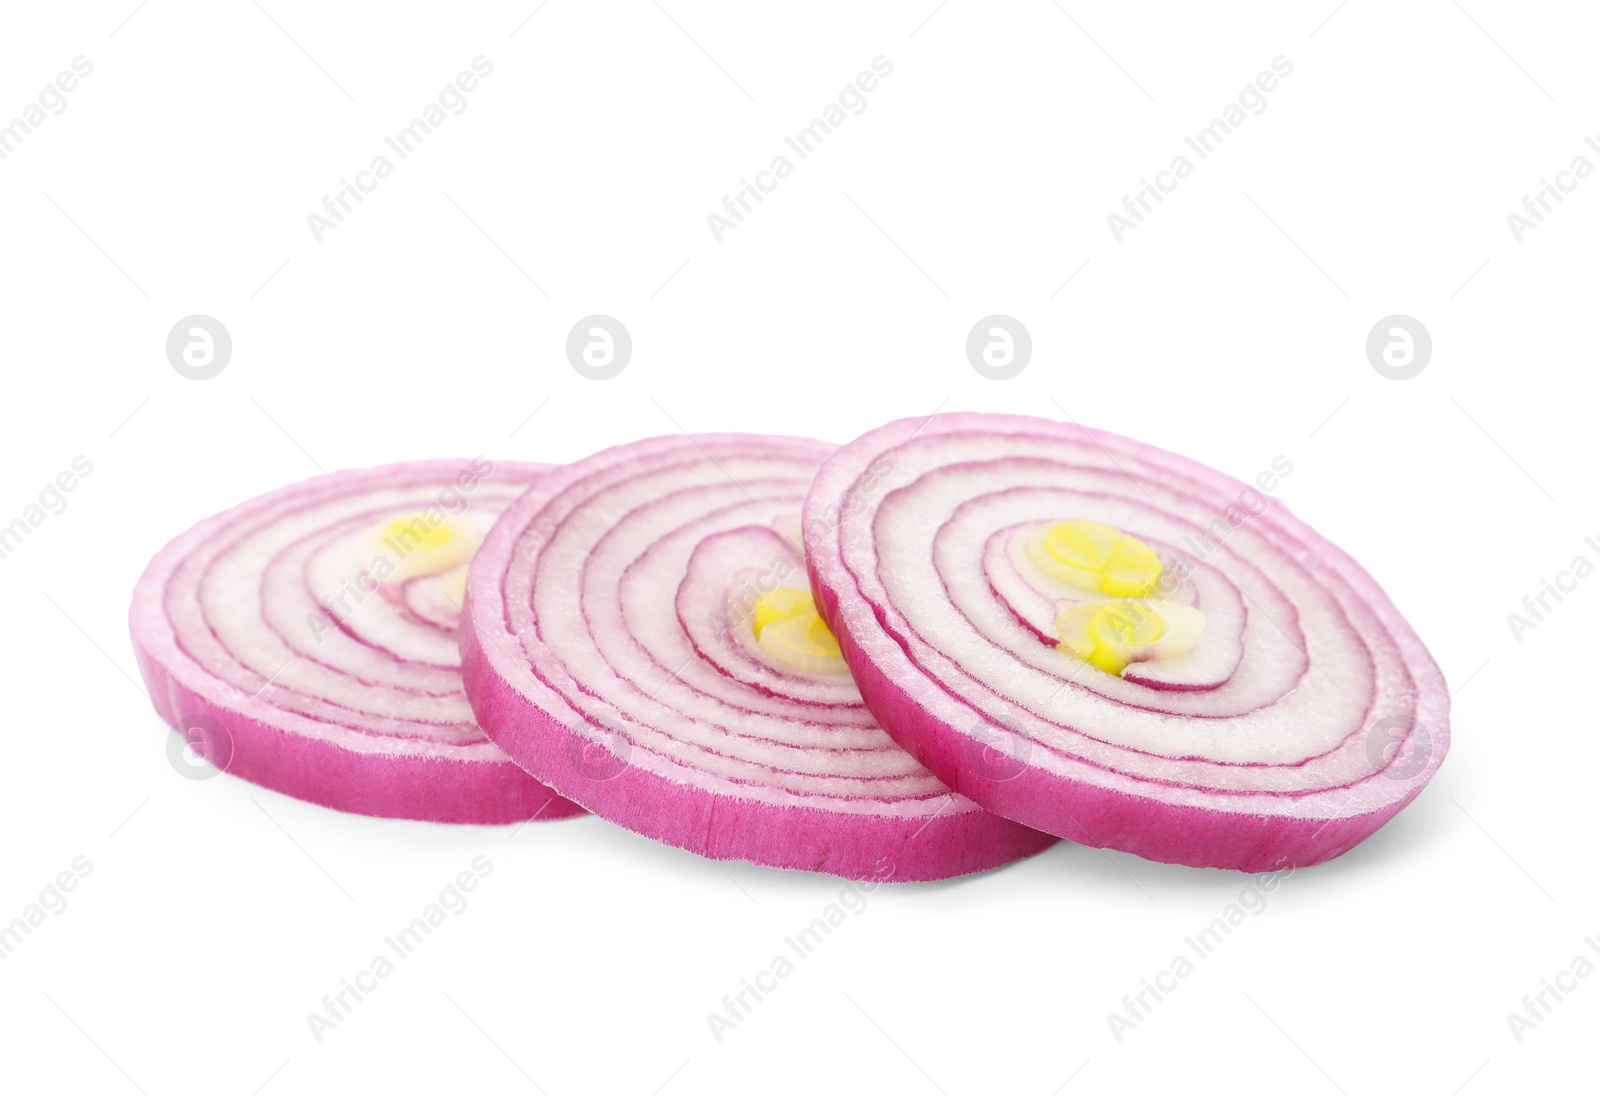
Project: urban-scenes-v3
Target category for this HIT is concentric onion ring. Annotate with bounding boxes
[461,434,1056,880]
[803,413,1450,871]
[130,460,583,823]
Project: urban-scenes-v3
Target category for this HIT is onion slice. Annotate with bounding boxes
[803,413,1450,871]
[130,460,584,824]
[461,434,1056,880]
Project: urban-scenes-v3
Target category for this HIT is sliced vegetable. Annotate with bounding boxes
[460,434,1056,880]
[803,413,1450,871]
[129,460,583,824]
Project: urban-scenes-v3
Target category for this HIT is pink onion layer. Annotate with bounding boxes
[461,434,1056,880]
[803,413,1450,871]
[130,460,583,824]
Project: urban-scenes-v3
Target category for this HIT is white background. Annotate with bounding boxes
[0,2,1592,1093]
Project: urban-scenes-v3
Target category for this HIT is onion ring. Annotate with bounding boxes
[803,413,1449,871]
[462,434,1056,880]
[130,459,583,824]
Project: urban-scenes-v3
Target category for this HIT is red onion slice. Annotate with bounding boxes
[130,460,583,824]
[803,413,1450,871]
[461,434,1056,880]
